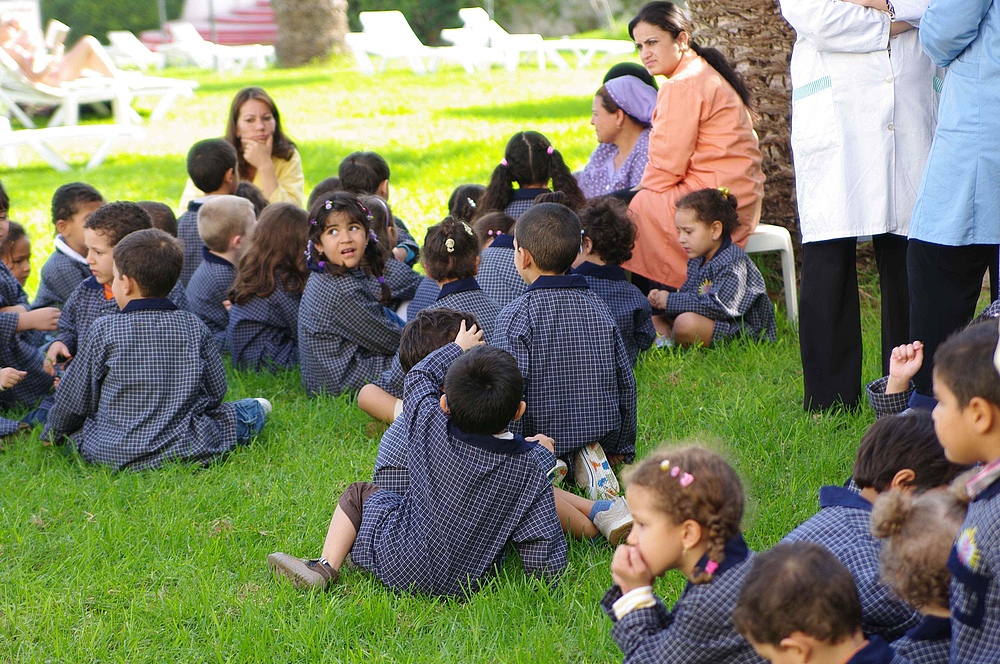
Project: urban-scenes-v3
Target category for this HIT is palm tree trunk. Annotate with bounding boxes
[273,0,349,67]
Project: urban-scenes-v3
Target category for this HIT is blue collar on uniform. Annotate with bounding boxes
[907,391,938,412]
[511,186,550,201]
[201,246,234,267]
[490,234,514,249]
[82,275,102,290]
[700,234,733,266]
[121,297,179,313]
[448,422,534,454]
[524,274,589,292]
[819,485,873,512]
[845,636,894,664]
[437,277,481,300]
[187,199,205,213]
[906,615,950,642]
[691,533,750,579]
[972,476,1000,503]
[572,260,628,282]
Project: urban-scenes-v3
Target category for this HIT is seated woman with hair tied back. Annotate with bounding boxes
[0,13,121,85]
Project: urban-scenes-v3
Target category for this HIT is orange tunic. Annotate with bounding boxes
[626,53,765,288]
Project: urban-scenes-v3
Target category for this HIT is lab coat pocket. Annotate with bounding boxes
[790,76,837,154]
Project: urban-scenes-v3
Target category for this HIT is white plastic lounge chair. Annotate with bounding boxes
[440,8,561,72]
[0,115,144,171]
[542,37,636,69]
[348,11,482,75]
[120,72,197,122]
[745,223,799,324]
[157,22,273,73]
[106,31,167,71]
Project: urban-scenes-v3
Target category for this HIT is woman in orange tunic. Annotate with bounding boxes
[625,2,764,289]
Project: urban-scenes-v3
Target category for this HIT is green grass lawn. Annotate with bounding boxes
[1,55,886,662]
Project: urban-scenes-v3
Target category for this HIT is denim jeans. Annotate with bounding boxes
[233,398,267,445]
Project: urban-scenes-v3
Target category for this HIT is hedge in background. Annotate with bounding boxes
[40,0,184,43]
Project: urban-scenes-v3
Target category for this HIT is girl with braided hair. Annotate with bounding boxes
[602,445,763,664]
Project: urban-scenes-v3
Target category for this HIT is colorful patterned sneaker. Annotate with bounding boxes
[593,497,633,545]
[547,459,568,486]
[267,552,337,590]
[574,442,621,501]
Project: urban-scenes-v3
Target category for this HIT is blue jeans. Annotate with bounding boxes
[233,398,267,445]
[383,307,405,329]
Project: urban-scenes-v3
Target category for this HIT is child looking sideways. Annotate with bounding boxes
[603,446,764,664]
[298,193,400,396]
[871,488,966,663]
[734,542,905,664]
[648,188,775,347]
[33,182,104,308]
[0,221,31,286]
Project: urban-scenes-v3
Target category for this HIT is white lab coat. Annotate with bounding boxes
[779,1,943,243]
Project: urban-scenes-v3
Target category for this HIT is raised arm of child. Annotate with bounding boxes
[887,341,923,394]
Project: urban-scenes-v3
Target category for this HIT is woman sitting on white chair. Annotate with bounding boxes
[0,13,120,86]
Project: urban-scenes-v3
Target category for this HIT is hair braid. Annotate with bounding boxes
[547,148,586,211]
[691,515,727,584]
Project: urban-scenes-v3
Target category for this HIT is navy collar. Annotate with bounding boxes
[973,476,1000,503]
[572,260,628,282]
[489,234,514,249]
[201,246,234,267]
[907,391,937,412]
[187,200,205,212]
[819,485,873,512]
[692,533,750,579]
[524,274,589,293]
[700,234,733,266]
[906,615,950,642]
[511,186,550,201]
[82,275,102,290]
[121,297,179,313]
[846,636,894,664]
[448,422,534,454]
[437,277,482,300]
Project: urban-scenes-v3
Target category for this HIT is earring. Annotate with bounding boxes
[681,547,688,558]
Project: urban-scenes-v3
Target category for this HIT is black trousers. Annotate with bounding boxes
[908,239,999,395]
[799,234,910,411]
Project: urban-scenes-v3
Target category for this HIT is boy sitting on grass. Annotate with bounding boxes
[178,138,239,287]
[42,229,270,471]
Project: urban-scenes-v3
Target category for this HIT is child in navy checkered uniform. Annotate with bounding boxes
[298,193,401,396]
[735,542,906,664]
[42,229,270,471]
[1,221,32,286]
[871,489,964,663]
[32,182,104,309]
[268,328,567,596]
[928,321,1000,664]
[186,196,256,350]
[360,195,421,309]
[572,197,654,366]
[783,410,967,641]
[227,203,309,371]
[473,211,523,310]
[177,139,239,288]
[494,203,636,501]
[603,447,763,664]
[648,188,776,347]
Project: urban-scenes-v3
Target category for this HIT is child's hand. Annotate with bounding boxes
[887,341,923,394]
[45,341,71,372]
[647,289,667,310]
[0,367,26,390]
[611,544,654,594]
[222,299,232,312]
[392,246,408,262]
[17,307,60,332]
[526,434,555,453]
[454,320,484,352]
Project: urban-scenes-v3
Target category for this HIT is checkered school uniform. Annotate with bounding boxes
[846,637,909,664]
[571,261,655,366]
[494,274,637,462]
[186,247,236,350]
[865,376,938,418]
[298,269,401,396]
[371,258,422,310]
[477,235,525,310]
[434,277,501,338]
[32,241,90,308]
[0,262,51,428]
[662,237,776,343]
[980,299,1000,319]
[41,298,239,471]
[350,343,566,597]
[949,473,1000,664]
[601,535,765,664]
[502,187,550,220]
[783,486,920,641]
[405,277,439,321]
[227,282,300,371]
[177,200,205,287]
[891,615,950,664]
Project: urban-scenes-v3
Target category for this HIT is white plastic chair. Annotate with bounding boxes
[447,7,558,71]
[157,22,273,73]
[106,31,167,71]
[0,115,144,171]
[349,11,481,75]
[744,223,799,324]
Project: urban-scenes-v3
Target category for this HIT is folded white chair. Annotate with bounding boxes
[106,31,167,71]
[444,8,558,71]
[353,11,481,74]
[542,37,636,69]
[157,22,273,73]
[0,115,144,171]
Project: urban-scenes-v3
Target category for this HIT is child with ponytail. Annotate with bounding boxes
[359,194,421,310]
[603,446,763,664]
[478,131,586,219]
[473,211,522,309]
[298,192,401,396]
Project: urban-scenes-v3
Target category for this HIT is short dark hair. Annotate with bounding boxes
[934,319,1000,409]
[422,216,479,282]
[136,201,177,238]
[399,308,481,373]
[514,203,581,274]
[0,179,9,212]
[83,201,152,247]
[1,221,26,254]
[51,182,103,225]
[338,151,390,195]
[472,211,515,249]
[676,188,740,235]
[307,177,342,209]
[187,138,238,194]
[234,182,269,217]
[113,229,183,298]
[443,346,523,435]
[734,542,862,647]
[580,197,636,266]
[853,410,967,492]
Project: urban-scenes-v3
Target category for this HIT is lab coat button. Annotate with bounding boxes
[887,123,894,131]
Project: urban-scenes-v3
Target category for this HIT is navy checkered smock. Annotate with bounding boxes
[949,478,1000,664]
[494,274,636,461]
[502,187,550,220]
[434,278,501,339]
[41,298,239,471]
[227,281,300,371]
[783,486,919,641]
[31,247,91,308]
[0,262,52,415]
[350,343,567,597]
[405,277,439,321]
[177,201,205,287]
[370,259,422,309]
[298,269,401,396]
[571,262,655,366]
[186,248,236,350]
[891,615,949,664]
[662,237,776,343]
[601,535,766,664]
[477,235,525,310]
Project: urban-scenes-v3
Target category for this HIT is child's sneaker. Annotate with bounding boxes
[254,398,273,416]
[547,459,568,486]
[267,552,337,590]
[574,442,621,500]
[593,497,633,544]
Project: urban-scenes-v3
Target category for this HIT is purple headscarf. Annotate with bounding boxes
[604,75,657,127]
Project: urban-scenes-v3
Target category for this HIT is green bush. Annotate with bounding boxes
[40,0,185,43]
[347,0,466,45]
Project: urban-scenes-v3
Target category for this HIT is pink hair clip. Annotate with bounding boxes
[670,466,680,478]
[546,146,554,155]
[500,158,508,167]
[487,230,495,236]
[679,472,694,487]
[704,560,719,575]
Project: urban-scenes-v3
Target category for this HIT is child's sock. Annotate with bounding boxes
[318,557,334,570]
[589,499,614,522]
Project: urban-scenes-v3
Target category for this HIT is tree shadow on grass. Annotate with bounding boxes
[438,96,588,122]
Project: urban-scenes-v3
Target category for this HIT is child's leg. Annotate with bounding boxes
[553,487,599,540]
[671,312,715,347]
[652,314,673,337]
[320,506,358,570]
[357,384,400,423]
[232,398,271,445]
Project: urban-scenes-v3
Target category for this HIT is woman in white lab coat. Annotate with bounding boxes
[779,0,942,411]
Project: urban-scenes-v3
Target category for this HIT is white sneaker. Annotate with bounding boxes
[574,443,621,501]
[254,398,273,415]
[593,497,633,544]
[548,459,568,486]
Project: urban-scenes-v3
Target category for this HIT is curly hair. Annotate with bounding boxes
[422,216,479,282]
[676,188,740,235]
[478,131,586,214]
[579,196,636,266]
[229,202,310,306]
